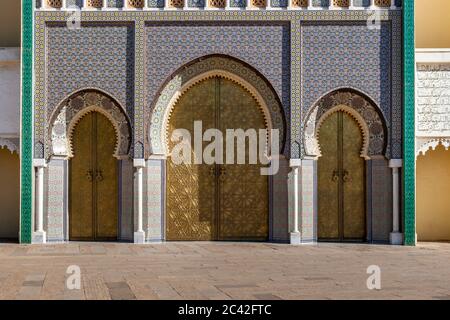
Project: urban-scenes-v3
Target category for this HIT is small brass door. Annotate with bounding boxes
[166,77,269,241]
[69,112,118,241]
[318,111,366,242]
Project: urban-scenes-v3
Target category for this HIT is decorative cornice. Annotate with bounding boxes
[416,137,450,157]
[0,138,20,154]
[36,0,401,10]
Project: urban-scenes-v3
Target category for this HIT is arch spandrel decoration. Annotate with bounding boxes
[304,90,387,159]
[416,138,450,157]
[49,90,132,159]
[148,56,286,156]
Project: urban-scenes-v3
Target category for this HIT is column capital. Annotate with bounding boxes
[133,159,146,168]
[389,159,403,168]
[33,159,47,168]
[289,158,302,168]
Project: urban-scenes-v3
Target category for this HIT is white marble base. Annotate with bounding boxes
[32,231,47,244]
[390,232,403,245]
[290,232,301,245]
[134,231,146,244]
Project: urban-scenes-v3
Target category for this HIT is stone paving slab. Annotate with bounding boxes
[0,242,449,300]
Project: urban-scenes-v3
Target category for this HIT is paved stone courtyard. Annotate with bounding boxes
[0,242,449,300]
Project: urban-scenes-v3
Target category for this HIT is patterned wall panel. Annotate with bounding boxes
[147,0,165,7]
[271,157,289,241]
[44,159,67,242]
[370,158,392,242]
[108,0,125,7]
[66,0,84,7]
[144,159,164,241]
[403,0,415,246]
[299,160,316,242]
[352,0,370,6]
[36,10,399,163]
[299,20,401,159]
[416,64,450,137]
[21,0,34,243]
[144,22,291,154]
[45,23,135,124]
[120,159,134,241]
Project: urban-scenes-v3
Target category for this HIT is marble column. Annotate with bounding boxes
[289,158,317,244]
[289,159,301,244]
[33,159,47,244]
[134,159,146,244]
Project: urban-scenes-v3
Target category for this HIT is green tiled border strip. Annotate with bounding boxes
[403,0,415,246]
[20,0,33,244]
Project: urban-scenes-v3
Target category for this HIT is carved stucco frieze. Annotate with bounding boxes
[416,63,450,138]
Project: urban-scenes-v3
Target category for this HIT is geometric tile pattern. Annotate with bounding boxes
[44,159,66,242]
[144,22,291,156]
[369,158,393,243]
[303,90,387,158]
[48,90,132,159]
[24,7,404,246]
[403,1,416,246]
[108,0,125,7]
[148,56,286,157]
[144,159,164,241]
[271,157,289,242]
[300,20,398,158]
[45,23,135,120]
[34,10,401,164]
[21,0,34,244]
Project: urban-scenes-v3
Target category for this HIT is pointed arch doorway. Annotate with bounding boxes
[317,111,366,242]
[69,112,118,241]
[166,76,269,241]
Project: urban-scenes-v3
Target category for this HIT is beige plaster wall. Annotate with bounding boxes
[0,147,20,240]
[416,0,450,48]
[417,144,450,241]
[0,0,20,48]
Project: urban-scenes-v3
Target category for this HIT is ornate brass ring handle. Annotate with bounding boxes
[96,170,104,182]
[342,170,351,183]
[332,170,339,182]
[86,170,93,182]
[219,166,226,181]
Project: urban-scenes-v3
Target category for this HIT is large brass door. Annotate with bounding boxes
[166,77,269,241]
[69,112,118,241]
[318,111,366,242]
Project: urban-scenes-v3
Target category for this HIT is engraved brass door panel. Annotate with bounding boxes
[166,77,269,241]
[342,112,365,240]
[218,78,268,240]
[318,112,340,240]
[166,79,216,241]
[318,111,366,242]
[69,112,118,241]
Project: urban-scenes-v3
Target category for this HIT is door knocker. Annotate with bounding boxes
[96,169,104,182]
[219,166,226,181]
[342,170,351,183]
[332,170,339,182]
[86,170,93,182]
